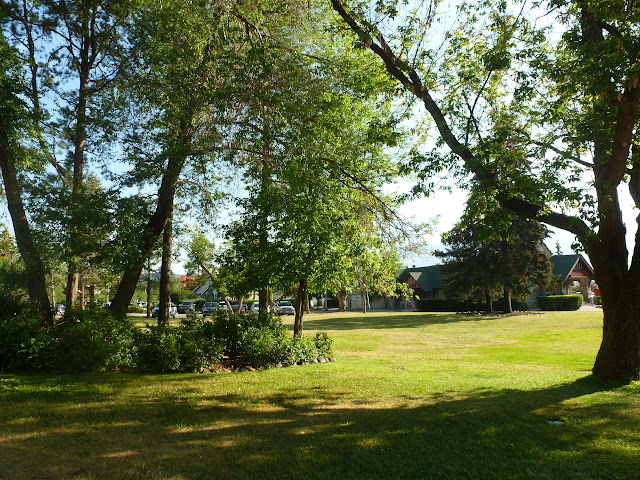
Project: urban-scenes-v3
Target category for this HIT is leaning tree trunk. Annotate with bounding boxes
[238,295,244,313]
[294,279,308,336]
[158,216,173,325]
[0,147,52,322]
[110,146,187,314]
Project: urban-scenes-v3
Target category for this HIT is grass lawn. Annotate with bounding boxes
[2,310,639,479]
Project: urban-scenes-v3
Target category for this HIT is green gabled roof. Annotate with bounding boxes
[399,265,444,292]
[550,254,593,280]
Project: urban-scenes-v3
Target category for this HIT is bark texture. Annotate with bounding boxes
[0,147,52,321]
[158,217,173,325]
[294,278,308,336]
[330,0,640,380]
[110,146,188,314]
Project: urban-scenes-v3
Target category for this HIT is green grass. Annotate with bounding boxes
[2,310,639,479]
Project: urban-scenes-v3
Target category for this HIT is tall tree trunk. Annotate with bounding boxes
[158,216,173,325]
[78,274,85,308]
[0,147,52,322]
[305,293,310,314]
[66,270,79,307]
[338,290,347,311]
[259,287,269,312]
[503,287,512,313]
[484,290,493,313]
[110,145,188,314]
[361,284,367,314]
[65,22,91,307]
[146,255,152,318]
[238,295,244,313]
[294,278,308,336]
[592,289,640,380]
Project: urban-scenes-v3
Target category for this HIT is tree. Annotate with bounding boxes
[109,0,308,314]
[217,18,404,333]
[0,25,51,320]
[5,0,130,307]
[437,210,553,313]
[330,0,640,381]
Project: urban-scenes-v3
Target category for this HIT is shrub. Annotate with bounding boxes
[135,324,181,373]
[416,297,528,312]
[313,331,333,357]
[594,295,602,305]
[135,314,224,373]
[53,306,138,372]
[415,298,481,312]
[175,314,224,372]
[0,306,55,372]
[128,304,145,313]
[536,294,583,311]
[285,335,319,365]
[241,324,290,367]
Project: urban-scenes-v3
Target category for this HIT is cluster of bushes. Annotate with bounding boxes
[536,295,583,311]
[0,306,333,373]
[127,304,146,313]
[415,297,529,312]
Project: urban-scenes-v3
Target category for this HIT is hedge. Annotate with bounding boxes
[415,297,528,312]
[536,294,583,311]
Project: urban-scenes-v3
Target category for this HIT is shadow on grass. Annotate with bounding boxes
[2,373,637,480]
[303,312,503,331]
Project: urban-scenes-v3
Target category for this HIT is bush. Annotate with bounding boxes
[313,331,333,357]
[135,324,181,373]
[416,297,528,312]
[415,298,481,312]
[594,295,602,305]
[242,324,290,367]
[536,294,583,311]
[135,314,224,373]
[128,304,145,313]
[0,306,55,372]
[285,335,319,365]
[53,306,138,372]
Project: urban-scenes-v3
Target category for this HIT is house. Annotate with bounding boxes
[191,278,223,301]
[397,265,445,299]
[398,252,595,304]
[547,254,595,301]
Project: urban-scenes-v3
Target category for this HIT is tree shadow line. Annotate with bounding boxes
[2,373,637,480]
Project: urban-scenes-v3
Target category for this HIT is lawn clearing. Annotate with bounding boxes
[2,310,639,479]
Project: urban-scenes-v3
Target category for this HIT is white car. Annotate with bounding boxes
[151,303,177,318]
[275,301,295,315]
[201,302,218,316]
[250,303,270,313]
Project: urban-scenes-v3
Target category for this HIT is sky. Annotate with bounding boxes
[396,182,638,269]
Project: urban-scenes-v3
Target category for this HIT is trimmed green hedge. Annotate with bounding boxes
[536,294,583,311]
[415,297,528,312]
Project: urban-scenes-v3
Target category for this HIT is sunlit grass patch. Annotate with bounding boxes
[2,309,639,479]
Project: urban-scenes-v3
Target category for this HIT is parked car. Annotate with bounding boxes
[276,301,295,315]
[177,301,195,314]
[151,303,177,318]
[201,302,218,316]
[250,303,270,313]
